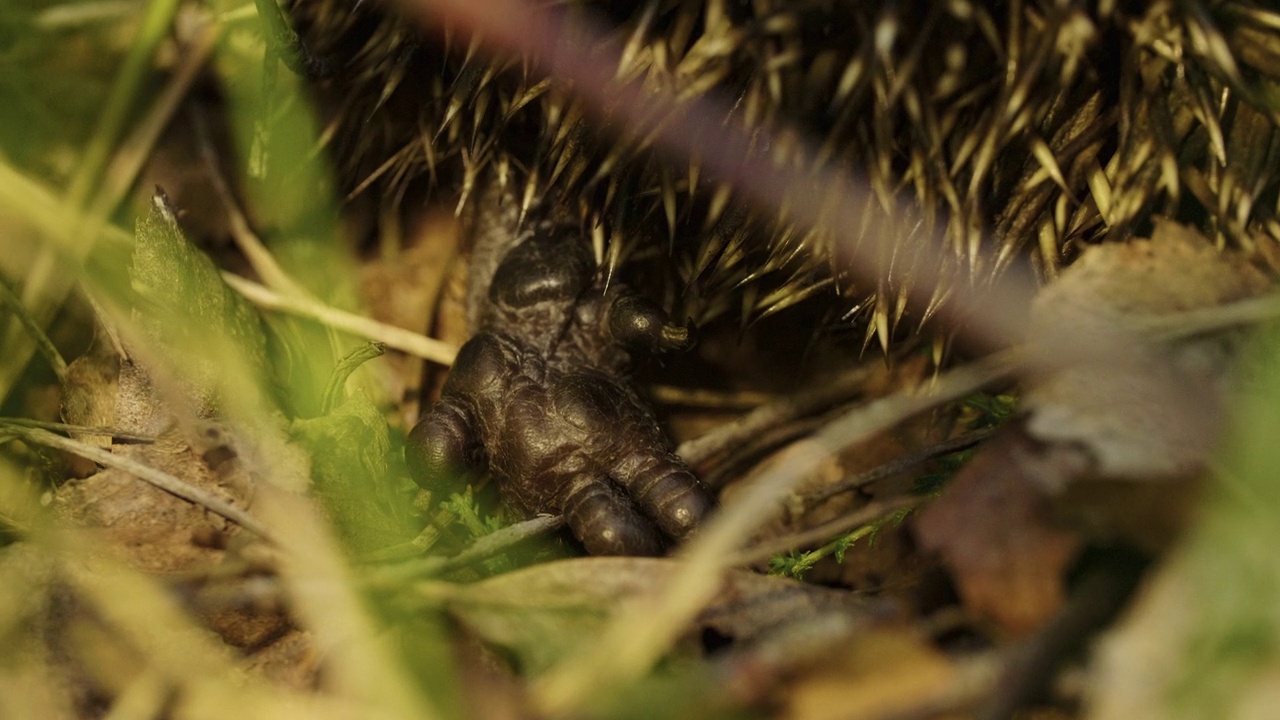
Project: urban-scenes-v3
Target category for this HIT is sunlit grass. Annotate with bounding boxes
[0,3,464,718]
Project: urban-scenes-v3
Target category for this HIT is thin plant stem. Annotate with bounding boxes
[0,280,68,383]
[5,424,272,540]
[222,272,459,366]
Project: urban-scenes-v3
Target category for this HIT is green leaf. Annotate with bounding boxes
[291,390,411,552]
[441,489,506,540]
[130,193,271,408]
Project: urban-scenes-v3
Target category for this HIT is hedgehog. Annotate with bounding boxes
[269,0,1280,554]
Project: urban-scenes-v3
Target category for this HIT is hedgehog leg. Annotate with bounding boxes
[405,400,481,494]
[611,452,715,542]
[561,475,664,556]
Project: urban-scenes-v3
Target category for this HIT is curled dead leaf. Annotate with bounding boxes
[914,427,1084,637]
[920,220,1272,637]
[1025,219,1271,484]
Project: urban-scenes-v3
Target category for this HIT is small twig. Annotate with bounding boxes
[222,272,459,366]
[191,106,313,299]
[701,414,828,490]
[6,425,273,541]
[649,385,774,411]
[1140,292,1280,340]
[813,351,1018,455]
[728,495,923,568]
[677,362,878,467]
[802,427,997,506]
[0,417,154,444]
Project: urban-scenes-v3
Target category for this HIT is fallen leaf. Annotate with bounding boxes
[782,627,973,720]
[359,206,462,420]
[1025,219,1270,484]
[921,221,1273,632]
[441,556,883,674]
[914,426,1084,636]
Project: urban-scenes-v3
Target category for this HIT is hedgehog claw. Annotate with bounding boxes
[608,295,694,352]
[407,331,714,555]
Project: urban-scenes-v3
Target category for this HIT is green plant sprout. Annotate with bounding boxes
[768,505,914,581]
[440,488,507,541]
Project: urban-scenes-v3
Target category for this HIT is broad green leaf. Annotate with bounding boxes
[292,390,413,551]
[130,193,271,409]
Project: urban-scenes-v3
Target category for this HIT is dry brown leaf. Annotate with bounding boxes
[359,206,462,422]
[442,556,884,674]
[782,627,965,720]
[914,427,1084,637]
[1025,219,1271,484]
[919,221,1271,638]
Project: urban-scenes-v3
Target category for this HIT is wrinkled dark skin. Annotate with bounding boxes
[406,196,715,555]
